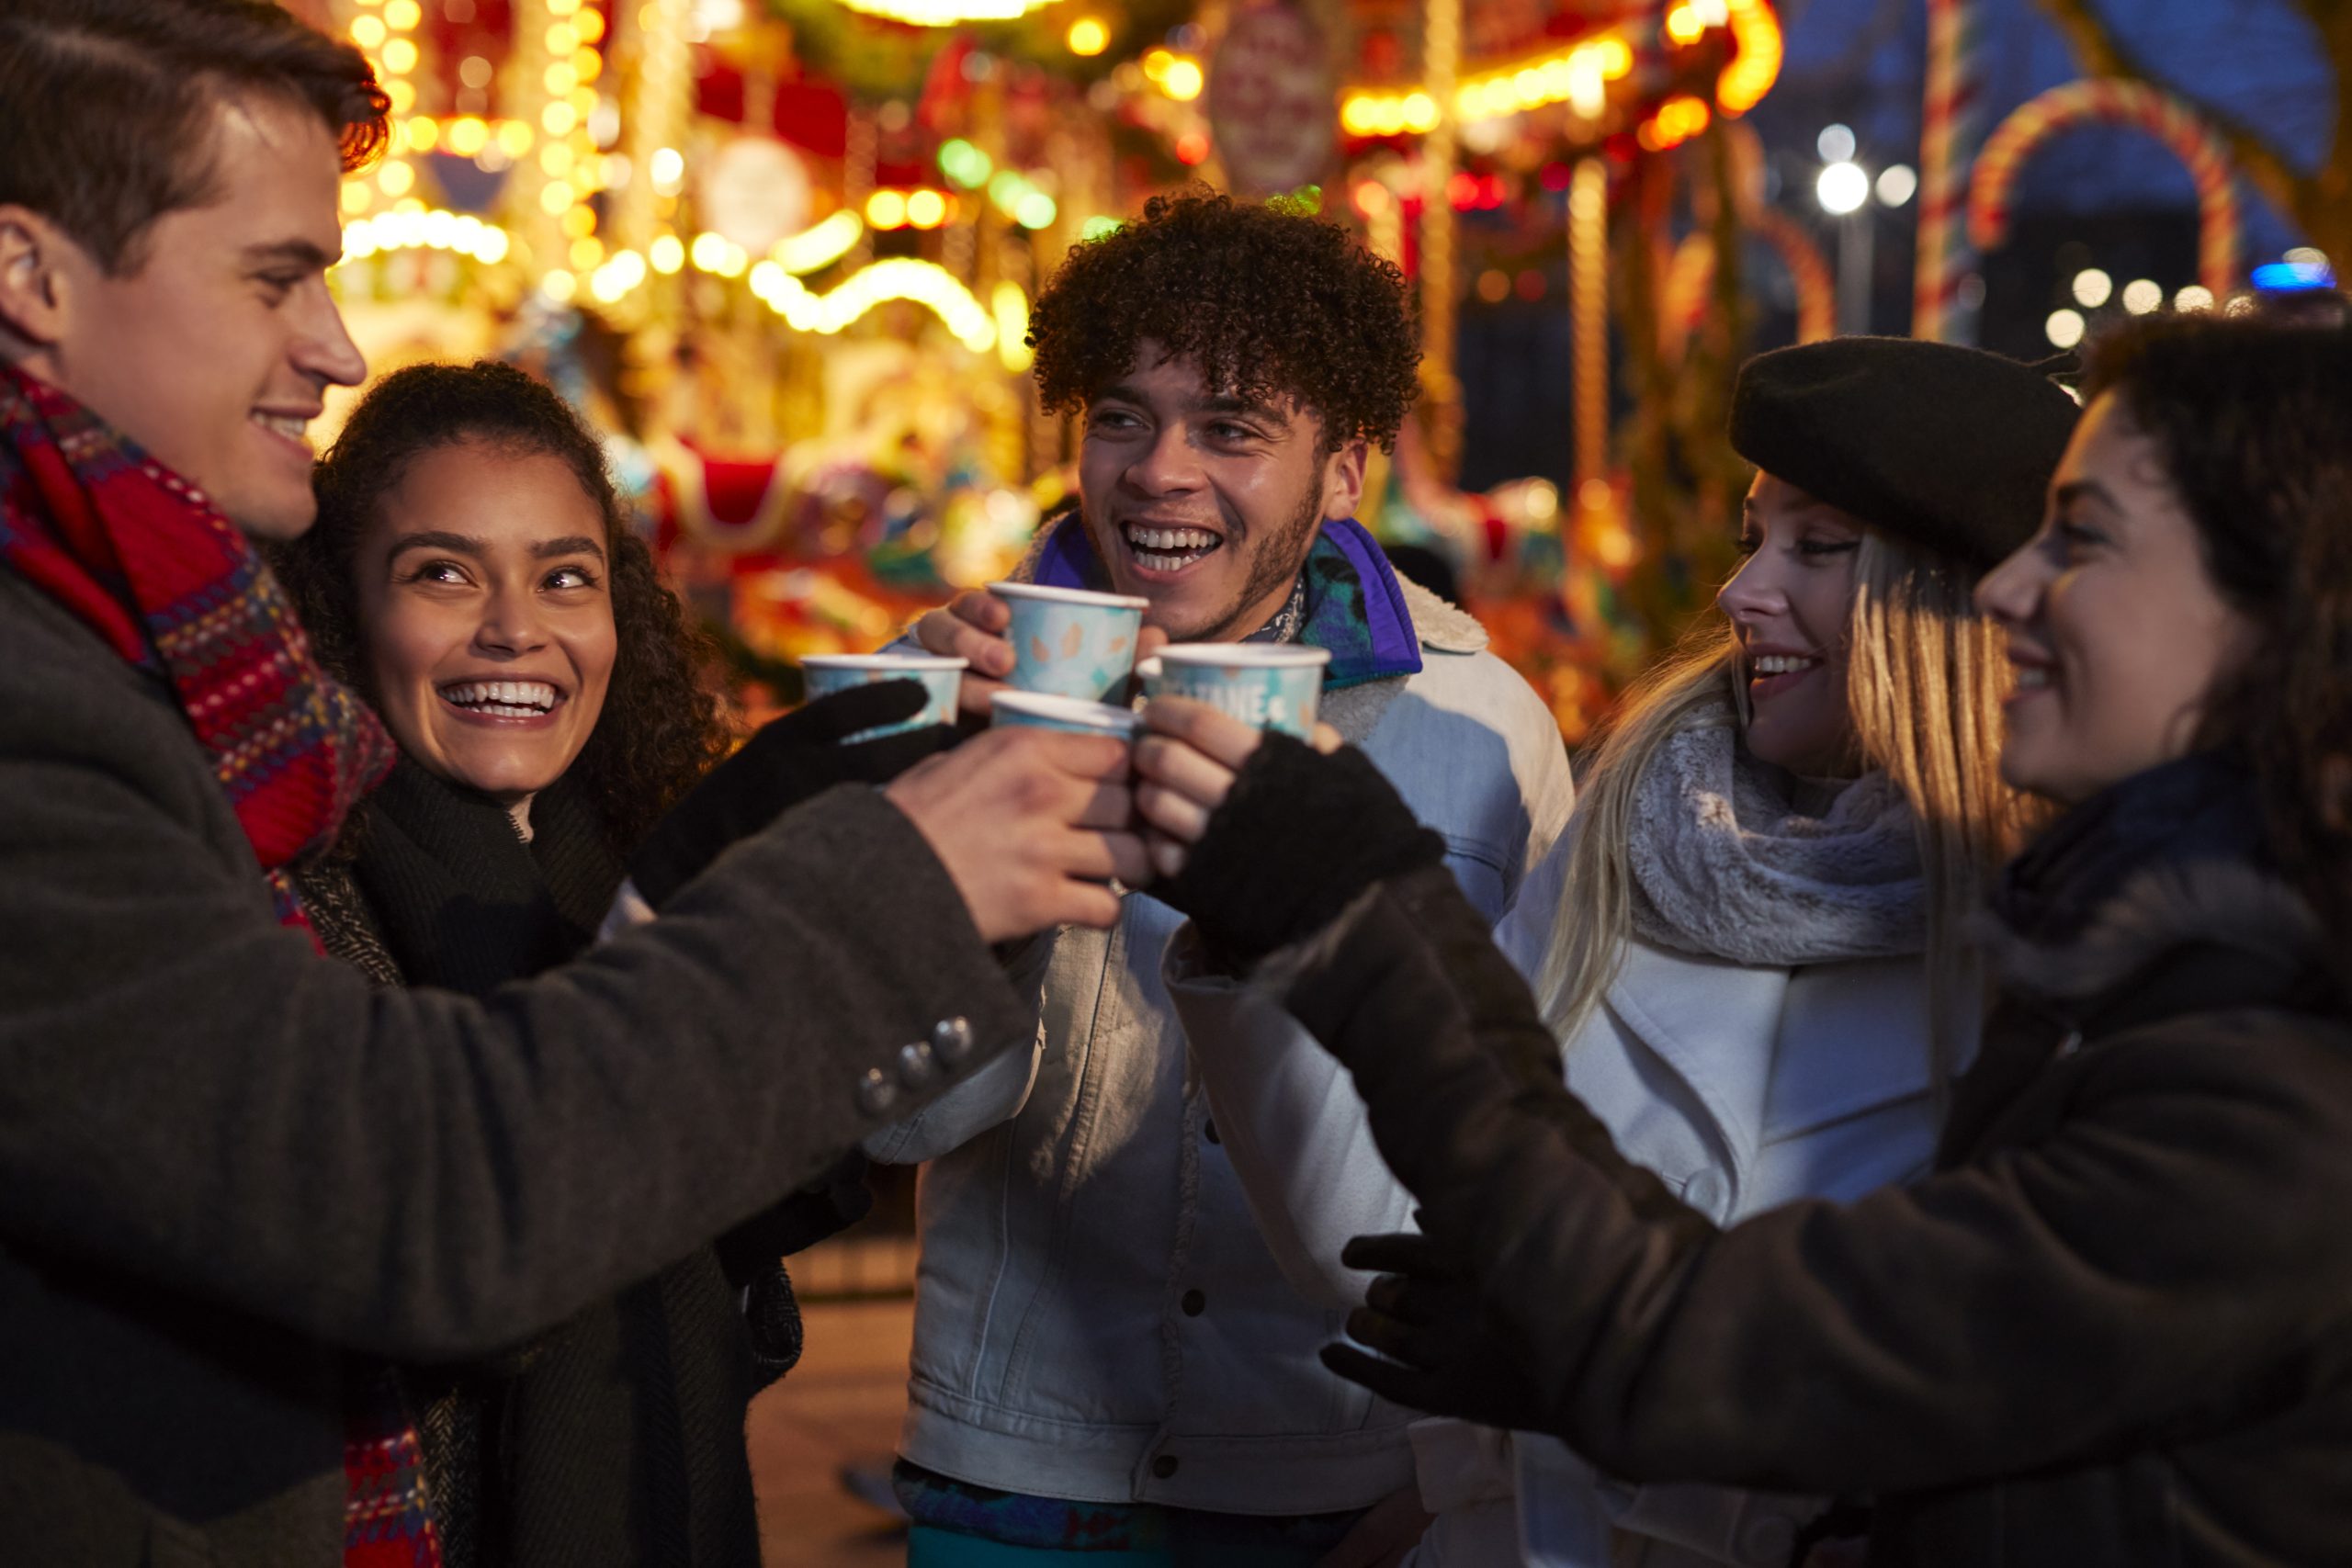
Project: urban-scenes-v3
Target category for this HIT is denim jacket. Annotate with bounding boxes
[867,579,1574,1513]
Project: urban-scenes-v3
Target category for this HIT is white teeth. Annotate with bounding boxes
[2016,666,2052,690]
[1751,654,1819,676]
[1125,525,1221,557]
[251,412,309,440]
[442,680,559,713]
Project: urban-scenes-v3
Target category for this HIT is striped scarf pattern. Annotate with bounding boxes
[0,366,439,1566]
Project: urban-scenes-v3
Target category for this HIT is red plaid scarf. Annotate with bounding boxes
[0,365,442,1567]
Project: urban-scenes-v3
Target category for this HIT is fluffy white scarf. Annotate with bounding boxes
[1629,709,1926,966]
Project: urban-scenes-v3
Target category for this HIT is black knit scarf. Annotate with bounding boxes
[350,761,764,1568]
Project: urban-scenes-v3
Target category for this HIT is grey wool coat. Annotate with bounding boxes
[0,563,1032,1566]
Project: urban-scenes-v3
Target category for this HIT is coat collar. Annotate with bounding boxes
[1599,941,1941,1186]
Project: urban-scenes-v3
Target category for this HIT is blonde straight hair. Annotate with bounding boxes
[1532,529,2035,1084]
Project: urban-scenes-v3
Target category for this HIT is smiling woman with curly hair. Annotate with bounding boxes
[271,359,814,1568]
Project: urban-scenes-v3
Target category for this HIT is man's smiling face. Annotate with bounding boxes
[1076,344,1365,644]
[15,91,366,538]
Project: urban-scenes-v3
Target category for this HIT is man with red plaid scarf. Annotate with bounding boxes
[0,4,1145,1562]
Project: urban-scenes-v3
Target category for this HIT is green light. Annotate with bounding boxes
[1015,191,1058,230]
[1080,216,1121,241]
[937,138,992,189]
[987,169,1027,209]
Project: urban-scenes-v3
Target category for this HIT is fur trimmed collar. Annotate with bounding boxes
[1977,857,2329,1008]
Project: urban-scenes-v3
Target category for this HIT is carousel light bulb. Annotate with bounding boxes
[1875,164,1917,207]
[2174,284,2214,312]
[905,188,948,228]
[1161,59,1203,100]
[2071,267,2113,309]
[382,38,418,73]
[349,15,387,48]
[1066,17,1107,55]
[497,119,536,157]
[650,233,685,274]
[649,146,685,196]
[2120,278,2163,314]
[384,0,422,28]
[2045,308,2086,348]
[377,160,415,197]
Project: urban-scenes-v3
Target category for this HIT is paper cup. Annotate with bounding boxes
[800,653,966,741]
[989,582,1150,703]
[1141,644,1331,739]
[989,690,1145,740]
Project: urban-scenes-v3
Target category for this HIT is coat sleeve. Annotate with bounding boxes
[1284,863,2352,1496]
[1163,686,1577,1313]
[0,728,1032,1363]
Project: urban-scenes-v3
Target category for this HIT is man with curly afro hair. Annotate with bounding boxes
[888,190,1576,1565]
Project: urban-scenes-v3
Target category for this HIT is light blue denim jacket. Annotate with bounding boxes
[867,580,1575,1513]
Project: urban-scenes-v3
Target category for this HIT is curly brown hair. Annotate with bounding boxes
[1027,188,1420,454]
[2081,316,2352,954]
[276,360,731,852]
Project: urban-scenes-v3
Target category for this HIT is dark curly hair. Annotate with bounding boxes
[2081,316,2352,954]
[1026,188,1420,454]
[275,360,731,852]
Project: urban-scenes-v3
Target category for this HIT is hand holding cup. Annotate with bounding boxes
[1136,696,1342,880]
[886,727,1150,942]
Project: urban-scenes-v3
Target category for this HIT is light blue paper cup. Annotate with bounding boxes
[989,582,1151,703]
[799,653,966,741]
[1141,644,1331,739]
[989,690,1145,741]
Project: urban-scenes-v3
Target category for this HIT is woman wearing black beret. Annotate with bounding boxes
[1133,317,2352,1566]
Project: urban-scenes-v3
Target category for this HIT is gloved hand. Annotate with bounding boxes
[630,679,956,908]
[1150,731,1447,967]
[1319,1230,1557,1435]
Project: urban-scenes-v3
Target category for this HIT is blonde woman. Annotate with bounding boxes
[1160,338,2075,1568]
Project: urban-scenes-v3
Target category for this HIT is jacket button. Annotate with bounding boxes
[855,1067,898,1117]
[1151,1454,1179,1479]
[933,1016,975,1066]
[1181,1289,1205,1317]
[1203,1119,1221,1145]
[897,1041,936,1090]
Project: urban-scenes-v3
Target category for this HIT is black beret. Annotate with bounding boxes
[1728,337,2080,569]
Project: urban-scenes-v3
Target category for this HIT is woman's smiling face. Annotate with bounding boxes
[1718,471,1865,776]
[355,439,617,824]
[1974,392,2257,806]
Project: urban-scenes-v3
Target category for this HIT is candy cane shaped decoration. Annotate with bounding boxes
[1661,211,1835,363]
[1914,0,1985,342]
[1969,78,2241,302]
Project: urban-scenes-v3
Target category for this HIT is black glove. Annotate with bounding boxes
[1318,1230,1555,1433]
[1152,732,1448,966]
[629,679,956,908]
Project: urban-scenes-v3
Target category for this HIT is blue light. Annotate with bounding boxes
[2251,260,2337,292]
